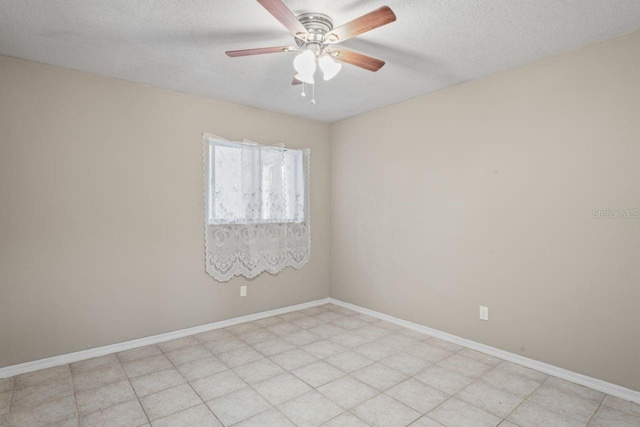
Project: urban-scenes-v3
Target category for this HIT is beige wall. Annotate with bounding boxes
[0,55,331,368]
[331,31,640,391]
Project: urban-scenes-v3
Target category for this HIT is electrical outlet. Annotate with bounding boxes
[240,286,247,297]
[479,306,489,321]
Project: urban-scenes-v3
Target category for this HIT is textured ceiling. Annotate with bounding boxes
[1,1,639,122]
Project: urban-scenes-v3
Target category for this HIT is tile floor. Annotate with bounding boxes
[1,303,639,426]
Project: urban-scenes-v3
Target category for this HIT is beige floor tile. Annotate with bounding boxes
[131,368,186,397]
[414,366,475,395]
[333,307,358,316]
[233,358,285,385]
[314,312,346,324]
[217,346,264,368]
[377,334,422,351]
[235,328,277,345]
[70,354,120,374]
[189,370,247,401]
[232,407,295,427]
[165,345,211,365]
[277,390,344,427]
[0,391,10,415]
[72,364,128,392]
[325,351,375,373]
[0,413,7,427]
[193,328,233,344]
[497,421,519,427]
[437,354,494,379]
[372,320,403,331]
[351,363,407,391]
[352,313,378,323]
[493,362,548,383]
[15,365,71,389]
[508,400,584,427]
[353,342,397,361]
[428,398,501,427]
[203,337,247,354]
[156,336,199,352]
[588,406,640,427]
[308,324,348,339]
[0,378,14,393]
[122,354,173,379]
[291,316,327,329]
[75,379,136,416]
[292,361,345,388]
[271,349,319,371]
[266,322,303,336]
[253,373,312,405]
[79,399,147,427]
[330,333,371,348]
[457,349,502,367]
[385,378,448,413]
[9,395,78,427]
[12,376,73,408]
[282,330,323,346]
[303,340,347,359]
[429,339,465,353]
[456,379,524,418]
[602,395,640,417]
[251,337,296,357]
[404,343,453,364]
[400,329,431,341]
[352,393,421,427]
[527,379,603,423]
[176,356,227,382]
[278,311,308,322]
[207,387,271,425]
[317,376,378,409]
[479,367,543,399]
[352,325,390,341]
[410,416,446,426]
[333,317,368,330]
[151,403,221,427]
[140,383,202,421]
[254,316,286,327]
[225,321,263,335]
[117,345,163,363]
[380,352,432,376]
[323,412,370,426]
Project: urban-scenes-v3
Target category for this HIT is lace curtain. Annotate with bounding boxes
[203,134,311,281]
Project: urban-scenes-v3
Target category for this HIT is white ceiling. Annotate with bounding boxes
[1,1,639,122]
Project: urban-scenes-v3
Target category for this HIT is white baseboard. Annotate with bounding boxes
[2,295,638,404]
[0,297,331,379]
[328,298,640,404]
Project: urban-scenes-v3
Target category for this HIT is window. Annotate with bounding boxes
[206,139,305,225]
[203,134,311,282]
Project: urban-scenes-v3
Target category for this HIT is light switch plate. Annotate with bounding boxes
[479,306,489,321]
[240,286,247,297]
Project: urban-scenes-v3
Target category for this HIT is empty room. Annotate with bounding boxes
[1,1,639,426]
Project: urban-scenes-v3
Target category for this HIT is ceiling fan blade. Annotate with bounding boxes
[331,49,385,72]
[226,46,297,57]
[324,6,396,44]
[257,0,309,40]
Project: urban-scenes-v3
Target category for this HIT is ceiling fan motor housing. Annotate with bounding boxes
[296,13,334,49]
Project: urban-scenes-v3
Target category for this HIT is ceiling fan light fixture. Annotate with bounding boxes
[319,54,342,81]
[293,50,316,76]
[294,72,314,85]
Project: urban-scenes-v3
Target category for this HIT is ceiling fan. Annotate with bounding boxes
[226,0,396,102]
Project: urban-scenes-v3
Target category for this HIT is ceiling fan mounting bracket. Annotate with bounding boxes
[295,13,334,48]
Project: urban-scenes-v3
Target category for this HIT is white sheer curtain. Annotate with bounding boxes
[204,135,310,281]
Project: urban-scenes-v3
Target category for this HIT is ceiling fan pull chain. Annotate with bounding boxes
[311,83,316,104]
[301,82,306,97]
